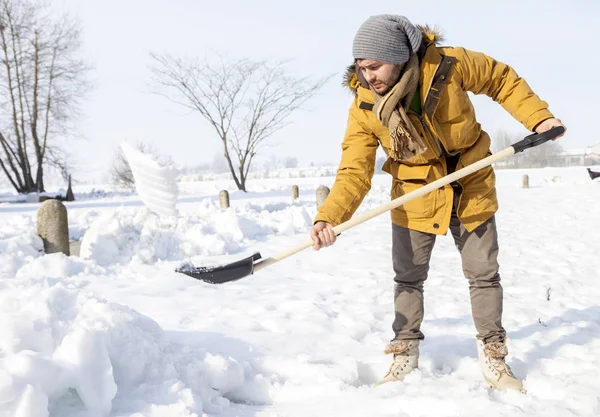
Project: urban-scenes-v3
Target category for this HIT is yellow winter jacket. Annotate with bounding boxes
[314,29,554,234]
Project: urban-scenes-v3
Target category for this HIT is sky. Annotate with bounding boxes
[49,0,597,183]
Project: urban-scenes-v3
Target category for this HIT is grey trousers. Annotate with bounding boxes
[391,206,506,344]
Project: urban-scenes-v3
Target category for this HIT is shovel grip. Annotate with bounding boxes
[512,126,565,154]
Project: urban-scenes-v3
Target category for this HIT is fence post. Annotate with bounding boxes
[316,185,330,209]
[292,185,299,200]
[219,190,230,208]
[522,174,529,189]
[37,199,70,256]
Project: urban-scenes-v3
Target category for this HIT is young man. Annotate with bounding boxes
[309,15,566,390]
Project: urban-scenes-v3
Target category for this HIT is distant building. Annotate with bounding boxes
[552,143,600,166]
[586,143,600,165]
[548,148,586,167]
[494,142,600,169]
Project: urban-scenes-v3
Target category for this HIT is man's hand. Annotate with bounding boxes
[310,221,337,251]
[535,118,566,140]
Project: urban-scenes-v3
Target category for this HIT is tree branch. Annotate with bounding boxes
[149,53,329,191]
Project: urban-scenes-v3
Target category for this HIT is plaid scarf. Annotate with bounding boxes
[371,53,428,161]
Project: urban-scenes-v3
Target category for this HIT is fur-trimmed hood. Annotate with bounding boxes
[343,25,445,91]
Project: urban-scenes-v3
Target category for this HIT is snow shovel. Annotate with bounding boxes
[177,126,565,284]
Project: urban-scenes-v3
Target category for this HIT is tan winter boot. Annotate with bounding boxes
[375,340,419,386]
[476,340,525,393]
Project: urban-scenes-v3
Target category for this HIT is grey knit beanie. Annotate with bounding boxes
[352,15,422,64]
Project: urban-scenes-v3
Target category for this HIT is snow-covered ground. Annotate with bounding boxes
[0,166,599,417]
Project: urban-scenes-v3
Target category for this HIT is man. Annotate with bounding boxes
[309,15,566,391]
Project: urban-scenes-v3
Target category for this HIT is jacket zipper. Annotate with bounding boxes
[418,114,463,189]
[418,114,443,158]
[418,56,463,208]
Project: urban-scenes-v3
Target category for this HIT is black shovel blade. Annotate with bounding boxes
[176,252,262,284]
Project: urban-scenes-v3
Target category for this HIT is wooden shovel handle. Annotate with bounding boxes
[253,146,516,273]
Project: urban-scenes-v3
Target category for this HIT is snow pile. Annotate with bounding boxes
[0,216,43,278]
[0,256,274,417]
[79,199,313,266]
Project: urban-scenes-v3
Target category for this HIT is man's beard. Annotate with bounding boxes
[370,64,404,95]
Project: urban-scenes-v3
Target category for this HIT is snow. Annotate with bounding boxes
[121,143,179,218]
[0,166,599,416]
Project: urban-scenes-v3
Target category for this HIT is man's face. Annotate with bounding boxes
[356,60,403,95]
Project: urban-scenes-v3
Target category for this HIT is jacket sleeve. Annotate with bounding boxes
[453,47,554,131]
[314,101,379,226]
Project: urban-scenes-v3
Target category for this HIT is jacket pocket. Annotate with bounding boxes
[392,164,436,217]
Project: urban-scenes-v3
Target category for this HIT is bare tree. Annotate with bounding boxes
[284,156,298,169]
[0,0,90,193]
[148,53,329,192]
[492,129,563,169]
[491,130,514,154]
[491,130,519,169]
[110,144,136,190]
[523,135,563,168]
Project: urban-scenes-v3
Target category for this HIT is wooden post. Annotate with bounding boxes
[292,185,299,200]
[69,240,82,257]
[66,175,75,202]
[522,174,529,189]
[316,186,330,209]
[37,200,70,255]
[219,190,230,208]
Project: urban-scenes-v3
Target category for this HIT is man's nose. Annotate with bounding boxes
[365,70,376,83]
